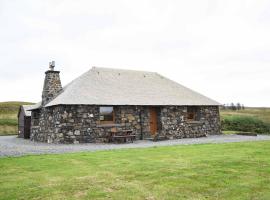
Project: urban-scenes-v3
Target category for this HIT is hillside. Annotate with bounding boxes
[0,101,34,135]
[221,107,270,124]
[221,107,270,134]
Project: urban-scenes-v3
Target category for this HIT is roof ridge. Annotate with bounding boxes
[91,66,157,74]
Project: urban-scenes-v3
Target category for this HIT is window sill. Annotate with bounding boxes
[97,123,122,128]
[186,121,203,124]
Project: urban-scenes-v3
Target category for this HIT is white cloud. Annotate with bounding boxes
[0,0,269,106]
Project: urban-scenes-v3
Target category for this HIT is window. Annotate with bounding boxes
[99,106,114,124]
[32,111,40,119]
[187,106,200,121]
[32,110,40,126]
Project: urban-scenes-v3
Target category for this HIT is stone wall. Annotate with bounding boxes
[31,105,221,144]
[31,105,151,143]
[160,106,221,139]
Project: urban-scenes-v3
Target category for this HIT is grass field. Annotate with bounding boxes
[0,141,270,200]
[0,101,34,135]
[221,108,270,134]
[221,107,270,124]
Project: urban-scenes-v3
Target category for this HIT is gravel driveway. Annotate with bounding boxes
[1,134,270,157]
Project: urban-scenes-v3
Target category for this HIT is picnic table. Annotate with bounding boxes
[109,129,136,143]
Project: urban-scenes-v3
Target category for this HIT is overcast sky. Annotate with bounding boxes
[0,0,269,107]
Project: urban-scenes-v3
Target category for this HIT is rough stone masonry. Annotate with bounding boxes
[31,105,220,144]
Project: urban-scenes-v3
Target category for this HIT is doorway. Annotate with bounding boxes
[149,107,159,135]
[24,117,31,139]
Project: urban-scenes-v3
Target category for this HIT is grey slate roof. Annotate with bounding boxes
[28,102,42,110]
[44,67,220,107]
[21,105,36,116]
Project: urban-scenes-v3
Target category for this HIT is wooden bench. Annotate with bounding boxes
[109,130,136,143]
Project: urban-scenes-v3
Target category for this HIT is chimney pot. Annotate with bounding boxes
[49,61,55,71]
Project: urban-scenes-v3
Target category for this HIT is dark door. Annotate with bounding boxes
[24,117,31,139]
[149,107,158,135]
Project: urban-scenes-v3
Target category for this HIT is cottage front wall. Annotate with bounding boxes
[31,105,151,143]
[160,106,221,139]
[31,105,221,144]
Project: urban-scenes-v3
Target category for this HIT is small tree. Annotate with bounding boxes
[236,102,241,110]
[230,103,236,110]
[221,104,226,110]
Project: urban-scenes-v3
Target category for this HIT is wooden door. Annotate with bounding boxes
[149,107,158,135]
[24,117,31,139]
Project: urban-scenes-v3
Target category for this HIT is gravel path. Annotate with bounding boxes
[1,134,270,157]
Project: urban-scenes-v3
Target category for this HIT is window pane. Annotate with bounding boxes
[100,107,113,115]
[100,107,114,122]
[104,114,113,121]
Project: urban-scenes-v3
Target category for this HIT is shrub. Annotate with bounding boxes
[221,116,270,134]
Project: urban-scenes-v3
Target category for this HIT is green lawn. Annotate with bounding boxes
[1,141,270,200]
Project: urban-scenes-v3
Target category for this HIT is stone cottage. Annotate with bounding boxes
[29,62,221,143]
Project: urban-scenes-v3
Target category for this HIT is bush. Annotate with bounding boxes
[221,116,270,134]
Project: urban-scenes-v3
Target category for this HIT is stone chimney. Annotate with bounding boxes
[42,61,62,106]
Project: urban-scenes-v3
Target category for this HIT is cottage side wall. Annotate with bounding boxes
[31,109,44,141]
[30,105,221,144]
[18,108,25,138]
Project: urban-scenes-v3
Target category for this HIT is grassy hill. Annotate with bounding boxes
[221,107,270,134]
[221,107,270,124]
[0,101,34,136]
